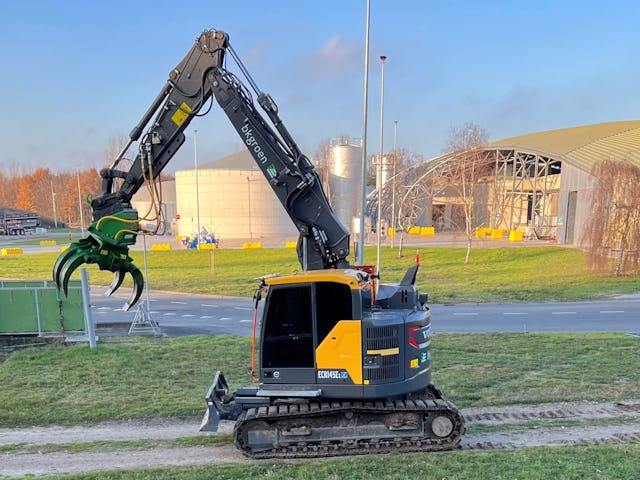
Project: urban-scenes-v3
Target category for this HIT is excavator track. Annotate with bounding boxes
[234,397,464,459]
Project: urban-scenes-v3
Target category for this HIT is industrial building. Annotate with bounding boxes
[173,149,298,240]
[376,121,640,245]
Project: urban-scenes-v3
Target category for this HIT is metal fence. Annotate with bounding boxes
[0,280,84,335]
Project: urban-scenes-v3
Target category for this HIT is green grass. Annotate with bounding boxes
[1,245,639,302]
[23,445,640,480]
[1,333,638,428]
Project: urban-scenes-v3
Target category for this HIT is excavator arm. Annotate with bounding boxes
[53,29,350,310]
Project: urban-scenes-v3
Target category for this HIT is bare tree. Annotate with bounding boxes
[442,122,491,264]
[585,159,640,276]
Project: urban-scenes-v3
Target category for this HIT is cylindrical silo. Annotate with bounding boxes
[326,138,363,230]
[175,149,298,240]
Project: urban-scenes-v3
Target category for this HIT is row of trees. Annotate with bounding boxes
[0,168,102,228]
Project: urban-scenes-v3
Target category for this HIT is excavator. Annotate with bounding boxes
[53,29,464,458]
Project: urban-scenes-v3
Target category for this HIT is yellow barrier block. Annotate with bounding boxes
[198,243,216,250]
[39,240,57,246]
[420,226,435,236]
[509,230,524,242]
[1,248,23,255]
[491,229,506,239]
[175,235,184,242]
[151,244,172,251]
[475,227,491,237]
[285,241,297,248]
[243,242,263,249]
[387,227,396,236]
[408,226,421,235]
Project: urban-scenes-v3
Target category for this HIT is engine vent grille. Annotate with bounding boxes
[364,326,400,382]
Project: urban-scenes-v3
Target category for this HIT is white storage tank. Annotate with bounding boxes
[175,149,298,240]
[326,137,363,230]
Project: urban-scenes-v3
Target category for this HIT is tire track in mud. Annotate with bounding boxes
[2,399,639,477]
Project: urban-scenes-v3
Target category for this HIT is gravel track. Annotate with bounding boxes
[2,399,639,478]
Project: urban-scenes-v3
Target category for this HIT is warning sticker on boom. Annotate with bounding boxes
[171,102,192,127]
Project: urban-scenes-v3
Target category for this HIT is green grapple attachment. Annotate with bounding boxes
[53,209,144,311]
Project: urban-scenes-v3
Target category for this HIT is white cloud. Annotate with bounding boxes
[305,35,362,80]
[242,41,266,67]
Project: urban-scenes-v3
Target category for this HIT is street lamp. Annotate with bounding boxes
[376,55,387,279]
[246,176,253,241]
[391,120,397,247]
[76,169,84,236]
[357,0,371,265]
[50,180,58,229]
[194,129,201,247]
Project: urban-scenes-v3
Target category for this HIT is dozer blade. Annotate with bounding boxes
[200,371,233,432]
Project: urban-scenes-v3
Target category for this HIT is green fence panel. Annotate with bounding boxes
[38,288,84,332]
[0,289,38,333]
[0,281,85,335]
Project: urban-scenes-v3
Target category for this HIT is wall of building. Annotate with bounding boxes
[175,169,298,239]
[557,164,595,245]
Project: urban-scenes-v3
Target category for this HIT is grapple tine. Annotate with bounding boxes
[105,270,126,297]
[123,266,145,312]
[53,246,81,294]
[58,252,90,297]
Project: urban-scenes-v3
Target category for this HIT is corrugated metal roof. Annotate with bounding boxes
[485,120,640,172]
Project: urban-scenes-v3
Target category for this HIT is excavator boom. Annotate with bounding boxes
[53,30,349,308]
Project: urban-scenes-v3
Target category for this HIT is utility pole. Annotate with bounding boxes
[76,169,84,236]
[194,129,201,247]
[376,55,387,280]
[357,0,371,265]
[391,120,397,247]
[50,180,58,228]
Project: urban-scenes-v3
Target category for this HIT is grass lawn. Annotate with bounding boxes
[1,333,638,428]
[0,245,639,302]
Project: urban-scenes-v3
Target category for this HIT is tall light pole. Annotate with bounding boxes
[376,55,387,279]
[76,169,84,236]
[357,0,371,265]
[50,180,58,229]
[246,176,253,240]
[194,129,202,246]
[391,120,397,247]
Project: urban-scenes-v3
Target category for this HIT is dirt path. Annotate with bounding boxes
[2,399,639,478]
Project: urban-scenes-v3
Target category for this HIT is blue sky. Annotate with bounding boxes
[2,0,640,174]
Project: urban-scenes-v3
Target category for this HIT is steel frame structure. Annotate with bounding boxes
[367,148,562,239]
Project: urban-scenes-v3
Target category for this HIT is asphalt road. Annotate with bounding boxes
[91,289,640,337]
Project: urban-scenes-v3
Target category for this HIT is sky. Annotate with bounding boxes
[2,0,640,175]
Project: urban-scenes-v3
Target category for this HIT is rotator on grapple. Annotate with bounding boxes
[53,28,464,458]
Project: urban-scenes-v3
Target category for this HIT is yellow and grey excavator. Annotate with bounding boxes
[53,29,463,458]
